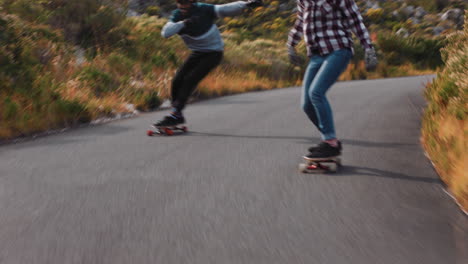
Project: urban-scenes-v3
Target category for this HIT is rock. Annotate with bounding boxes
[364,1,380,9]
[279,4,289,12]
[125,104,138,114]
[160,100,172,108]
[74,48,86,66]
[441,8,464,26]
[414,7,427,19]
[400,5,415,18]
[409,17,421,25]
[127,10,140,17]
[433,26,445,36]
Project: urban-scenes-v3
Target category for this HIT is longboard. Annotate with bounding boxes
[147,125,188,136]
[299,156,341,173]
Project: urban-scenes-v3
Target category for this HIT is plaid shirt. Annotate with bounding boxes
[287,0,373,56]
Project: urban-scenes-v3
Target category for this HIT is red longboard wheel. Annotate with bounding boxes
[164,128,174,136]
[147,130,154,136]
[319,164,330,170]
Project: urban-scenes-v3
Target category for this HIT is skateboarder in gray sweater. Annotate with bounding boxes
[154,0,263,127]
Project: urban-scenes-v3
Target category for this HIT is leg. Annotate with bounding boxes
[302,55,325,131]
[308,49,352,140]
[171,52,203,109]
[172,51,223,112]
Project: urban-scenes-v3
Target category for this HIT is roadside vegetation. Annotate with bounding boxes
[421,14,467,212]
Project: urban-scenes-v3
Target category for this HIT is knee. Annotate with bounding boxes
[301,96,312,113]
[310,91,324,105]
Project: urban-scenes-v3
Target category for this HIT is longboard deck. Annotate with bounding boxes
[147,125,188,136]
[299,156,341,173]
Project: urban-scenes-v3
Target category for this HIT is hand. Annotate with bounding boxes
[246,0,263,8]
[365,48,378,71]
[288,47,303,66]
[184,16,200,27]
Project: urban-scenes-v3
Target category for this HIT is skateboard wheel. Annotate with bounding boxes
[182,126,188,132]
[320,164,329,170]
[335,158,342,166]
[299,163,308,173]
[147,130,154,136]
[164,128,174,136]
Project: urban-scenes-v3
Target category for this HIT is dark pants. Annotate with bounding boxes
[171,51,223,112]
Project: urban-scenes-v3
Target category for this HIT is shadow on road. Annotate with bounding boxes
[188,131,416,149]
[187,131,319,141]
[335,165,441,184]
[341,139,416,148]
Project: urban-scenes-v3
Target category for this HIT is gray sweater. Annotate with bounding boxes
[161,1,248,52]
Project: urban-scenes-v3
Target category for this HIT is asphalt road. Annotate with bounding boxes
[0,75,466,264]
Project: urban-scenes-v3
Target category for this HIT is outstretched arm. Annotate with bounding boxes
[215,0,263,18]
[338,0,377,70]
[286,0,304,50]
[286,0,304,66]
[161,21,185,38]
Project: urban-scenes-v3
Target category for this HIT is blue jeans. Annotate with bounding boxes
[301,48,352,140]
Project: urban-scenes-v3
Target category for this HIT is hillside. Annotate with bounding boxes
[0,0,465,140]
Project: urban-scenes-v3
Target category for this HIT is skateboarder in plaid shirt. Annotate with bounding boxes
[154,0,263,127]
[287,0,378,158]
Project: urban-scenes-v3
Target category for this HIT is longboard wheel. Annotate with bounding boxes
[299,163,322,173]
[147,130,154,136]
[164,128,174,136]
[335,157,342,166]
[299,161,338,173]
[182,126,188,132]
[299,163,308,173]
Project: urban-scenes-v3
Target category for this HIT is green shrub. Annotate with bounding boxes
[107,53,134,75]
[145,6,161,17]
[78,66,116,96]
[142,92,161,111]
[133,91,162,111]
[3,97,18,120]
[438,79,458,105]
[378,34,444,69]
[5,0,47,22]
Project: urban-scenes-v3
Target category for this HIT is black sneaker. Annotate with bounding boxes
[153,114,185,127]
[308,141,342,153]
[305,142,341,159]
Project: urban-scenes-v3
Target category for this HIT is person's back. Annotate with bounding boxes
[164,2,224,52]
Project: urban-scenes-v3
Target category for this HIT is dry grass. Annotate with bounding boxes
[340,61,436,81]
[421,14,467,211]
[198,68,290,97]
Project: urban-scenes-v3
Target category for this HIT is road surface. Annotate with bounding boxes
[0,75,466,263]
